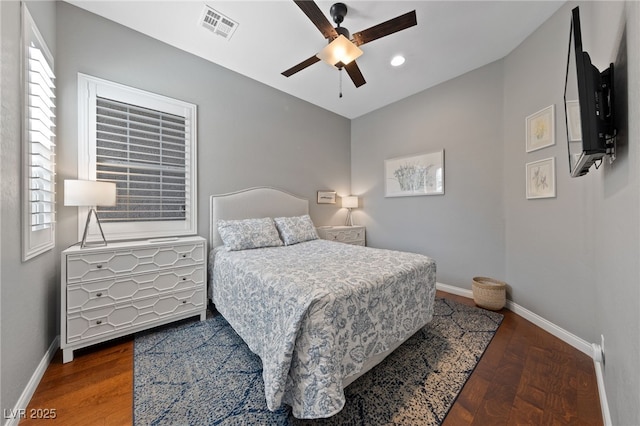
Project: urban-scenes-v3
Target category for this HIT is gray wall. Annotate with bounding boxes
[591,2,640,422]
[502,2,600,342]
[55,1,352,253]
[1,0,58,415]
[504,2,639,424]
[353,1,639,424]
[351,60,506,287]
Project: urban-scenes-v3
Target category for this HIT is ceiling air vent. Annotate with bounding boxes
[200,5,238,40]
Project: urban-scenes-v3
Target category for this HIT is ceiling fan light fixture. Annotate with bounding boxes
[316,34,363,68]
[390,55,406,67]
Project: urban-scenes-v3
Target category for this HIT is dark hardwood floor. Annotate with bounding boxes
[21,291,602,425]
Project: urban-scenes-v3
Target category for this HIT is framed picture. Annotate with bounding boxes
[526,157,556,199]
[385,150,444,197]
[317,190,336,204]
[526,104,555,152]
[565,100,582,141]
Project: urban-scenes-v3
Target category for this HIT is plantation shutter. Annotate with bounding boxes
[28,44,56,231]
[22,3,57,261]
[77,73,197,242]
[94,97,188,223]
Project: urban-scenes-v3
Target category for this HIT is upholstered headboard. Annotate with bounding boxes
[209,187,309,248]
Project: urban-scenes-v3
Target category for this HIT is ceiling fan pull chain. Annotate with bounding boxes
[339,68,343,98]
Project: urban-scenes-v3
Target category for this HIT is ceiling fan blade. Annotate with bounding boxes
[344,61,366,88]
[282,55,321,77]
[352,10,417,46]
[293,0,338,40]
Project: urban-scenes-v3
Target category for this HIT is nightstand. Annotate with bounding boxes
[60,236,207,362]
[316,225,365,246]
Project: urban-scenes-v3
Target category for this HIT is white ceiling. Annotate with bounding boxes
[66,0,565,119]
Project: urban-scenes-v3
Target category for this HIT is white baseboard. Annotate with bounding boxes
[504,300,594,356]
[436,282,473,298]
[3,336,59,426]
[437,282,593,354]
[436,282,611,425]
[593,358,612,426]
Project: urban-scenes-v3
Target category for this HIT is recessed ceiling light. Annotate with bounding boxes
[390,55,405,67]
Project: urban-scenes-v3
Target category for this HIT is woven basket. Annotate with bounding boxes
[472,277,506,311]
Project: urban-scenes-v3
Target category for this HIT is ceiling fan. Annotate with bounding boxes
[282,1,417,89]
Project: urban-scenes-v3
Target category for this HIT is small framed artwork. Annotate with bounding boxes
[317,190,336,204]
[385,150,444,197]
[526,157,556,199]
[526,104,555,152]
[565,100,582,141]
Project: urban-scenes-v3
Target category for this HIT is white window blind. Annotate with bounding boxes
[95,97,187,222]
[22,4,56,261]
[77,74,197,242]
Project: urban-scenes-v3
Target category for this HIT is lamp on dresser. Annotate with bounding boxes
[342,195,358,226]
[64,179,116,248]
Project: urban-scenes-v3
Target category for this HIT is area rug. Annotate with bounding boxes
[134,298,503,425]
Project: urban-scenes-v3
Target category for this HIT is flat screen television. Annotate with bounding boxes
[563,6,615,177]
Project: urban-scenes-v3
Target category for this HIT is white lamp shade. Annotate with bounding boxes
[64,180,117,207]
[316,35,363,68]
[342,196,358,209]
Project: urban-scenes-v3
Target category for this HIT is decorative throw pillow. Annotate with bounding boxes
[274,215,318,246]
[217,217,283,251]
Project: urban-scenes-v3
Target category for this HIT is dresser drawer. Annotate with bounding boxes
[66,287,205,343]
[66,243,205,283]
[67,265,204,312]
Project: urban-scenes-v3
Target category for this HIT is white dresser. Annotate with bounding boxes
[60,236,207,363]
[316,225,366,246]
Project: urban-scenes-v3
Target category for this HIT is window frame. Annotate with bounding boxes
[22,3,56,261]
[77,73,198,242]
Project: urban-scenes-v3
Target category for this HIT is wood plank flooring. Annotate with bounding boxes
[21,291,602,425]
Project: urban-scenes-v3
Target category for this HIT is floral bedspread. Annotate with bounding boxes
[210,239,437,419]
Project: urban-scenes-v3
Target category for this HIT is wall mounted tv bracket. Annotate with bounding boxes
[600,63,616,164]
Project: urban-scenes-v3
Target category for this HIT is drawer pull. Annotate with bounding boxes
[182,277,187,281]
[182,300,187,304]
[96,320,102,325]
[96,292,103,297]
[181,254,187,258]
[96,264,103,269]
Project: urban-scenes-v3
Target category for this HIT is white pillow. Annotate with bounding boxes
[274,215,318,246]
[217,217,283,251]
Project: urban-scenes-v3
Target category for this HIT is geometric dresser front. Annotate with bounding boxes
[61,236,207,363]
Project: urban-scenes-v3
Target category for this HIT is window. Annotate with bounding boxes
[77,74,197,242]
[22,4,56,261]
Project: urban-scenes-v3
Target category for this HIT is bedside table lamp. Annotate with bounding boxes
[64,179,117,248]
[342,195,358,226]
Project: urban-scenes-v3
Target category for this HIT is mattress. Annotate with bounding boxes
[209,239,436,419]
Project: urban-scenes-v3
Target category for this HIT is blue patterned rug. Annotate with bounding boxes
[134,298,503,425]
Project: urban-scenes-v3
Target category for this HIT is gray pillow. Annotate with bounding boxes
[274,215,318,246]
[217,217,283,251]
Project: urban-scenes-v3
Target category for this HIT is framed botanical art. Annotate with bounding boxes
[385,150,444,197]
[526,105,555,152]
[526,157,556,199]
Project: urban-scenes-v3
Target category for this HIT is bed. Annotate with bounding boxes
[208,187,437,419]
